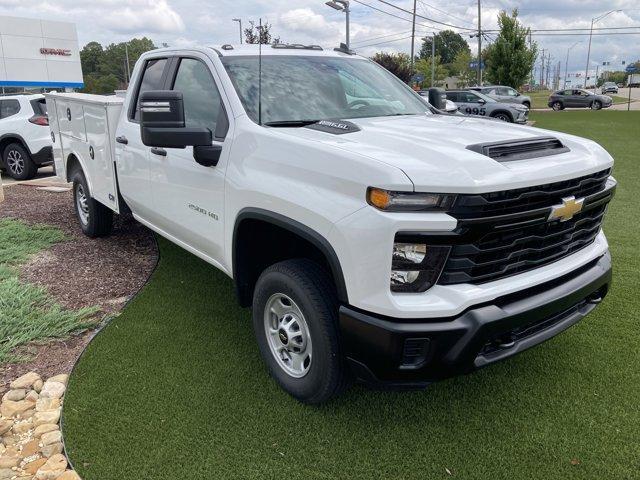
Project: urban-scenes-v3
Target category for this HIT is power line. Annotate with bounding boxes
[375,0,477,31]
[353,29,431,45]
[351,0,447,31]
[531,31,640,36]
[357,35,414,48]
[485,25,640,33]
[417,0,476,27]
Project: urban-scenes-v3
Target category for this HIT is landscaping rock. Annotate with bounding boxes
[0,399,33,418]
[56,471,81,480]
[3,389,27,402]
[12,419,34,434]
[33,380,44,394]
[21,439,40,457]
[40,431,62,447]
[0,468,16,480]
[24,458,47,475]
[40,443,63,458]
[33,410,61,427]
[32,425,58,438]
[0,455,19,468]
[10,372,42,390]
[34,453,67,480]
[26,391,40,403]
[35,399,60,413]
[0,421,12,436]
[39,382,65,400]
[46,376,68,387]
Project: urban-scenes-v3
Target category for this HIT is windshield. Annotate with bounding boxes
[221,55,431,125]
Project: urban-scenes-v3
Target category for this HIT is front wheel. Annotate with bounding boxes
[551,101,563,111]
[72,170,113,238]
[252,259,350,404]
[591,100,602,110]
[492,112,512,122]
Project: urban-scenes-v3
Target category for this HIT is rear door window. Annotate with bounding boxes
[0,99,21,119]
[131,58,169,121]
[30,98,47,115]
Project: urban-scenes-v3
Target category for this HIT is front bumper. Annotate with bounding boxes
[514,110,529,124]
[340,252,612,386]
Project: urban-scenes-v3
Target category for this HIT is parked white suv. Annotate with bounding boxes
[46,45,615,404]
[0,94,53,180]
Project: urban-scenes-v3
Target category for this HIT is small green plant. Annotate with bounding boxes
[0,218,98,364]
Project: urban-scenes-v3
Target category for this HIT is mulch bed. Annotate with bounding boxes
[0,184,158,394]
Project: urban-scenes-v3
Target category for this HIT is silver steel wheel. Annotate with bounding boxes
[495,113,510,122]
[75,183,90,226]
[6,150,24,176]
[264,293,312,378]
[591,101,601,110]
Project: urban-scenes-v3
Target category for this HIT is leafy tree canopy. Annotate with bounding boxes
[484,9,537,88]
[419,30,471,65]
[371,52,413,83]
[244,21,281,45]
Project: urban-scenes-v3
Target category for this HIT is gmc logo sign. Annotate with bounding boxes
[40,48,72,56]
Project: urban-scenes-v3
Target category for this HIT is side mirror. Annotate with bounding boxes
[427,87,446,110]
[444,100,459,114]
[140,91,212,148]
[477,99,486,105]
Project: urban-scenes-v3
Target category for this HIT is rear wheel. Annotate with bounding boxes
[252,259,350,404]
[551,101,563,111]
[3,143,37,180]
[591,100,602,110]
[72,170,113,237]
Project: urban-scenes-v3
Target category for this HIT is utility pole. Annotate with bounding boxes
[431,33,435,86]
[410,0,417,71]
[477,0,482,85]
[232,18,243,44]
[540,48,545,87]
[124,43,131,85]
[584,10,621,91]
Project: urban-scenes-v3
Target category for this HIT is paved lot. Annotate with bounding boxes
[1,165,56,186]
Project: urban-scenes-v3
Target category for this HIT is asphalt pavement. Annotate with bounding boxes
[1,165,56,186]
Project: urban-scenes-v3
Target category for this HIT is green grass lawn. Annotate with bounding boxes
[0,219,97,363]
[63,111,639,480]
[528,90,630,109]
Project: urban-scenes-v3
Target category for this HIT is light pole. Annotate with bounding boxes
[584,10,621,90]
[232,18,243,44]
[325,0,350,50]
[564,41,580,89]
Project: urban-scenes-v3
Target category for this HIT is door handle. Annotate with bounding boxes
[150,147,167,157]
[116,136,128,145]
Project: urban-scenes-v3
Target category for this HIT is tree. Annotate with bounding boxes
[244,21,281,45]
[418,30,470,66]
[414,56,448,88]
[449,50,476,87]
[80,41,104,76]
[371,52,413,83]
[484,9,537,88]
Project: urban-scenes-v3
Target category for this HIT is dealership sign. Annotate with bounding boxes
[40,47,72,56]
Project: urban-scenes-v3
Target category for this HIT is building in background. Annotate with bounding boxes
[0,15,83,94]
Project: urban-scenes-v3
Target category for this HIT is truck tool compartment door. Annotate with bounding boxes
[115,57,170,219]
[149,55,230,261]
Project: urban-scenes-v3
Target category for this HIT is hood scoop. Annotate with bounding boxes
[466,136,570,162]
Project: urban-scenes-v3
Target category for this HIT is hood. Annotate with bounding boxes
[271,114,613,193]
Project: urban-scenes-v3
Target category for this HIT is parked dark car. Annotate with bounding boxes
[469,85,532,109]
[548,89,613,111]
[601,82,618,94]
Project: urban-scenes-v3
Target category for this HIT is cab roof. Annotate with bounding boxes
[208,43,357,58]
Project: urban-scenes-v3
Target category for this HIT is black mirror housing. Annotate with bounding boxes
[139,90,213,148]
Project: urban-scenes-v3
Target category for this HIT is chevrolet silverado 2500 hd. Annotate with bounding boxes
[45,45,615,404]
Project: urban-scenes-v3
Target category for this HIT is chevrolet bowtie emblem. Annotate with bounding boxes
[548,196,585,222]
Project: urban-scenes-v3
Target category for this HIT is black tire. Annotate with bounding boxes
[71,169,113,238]
[252,259,350,404]
[551,101,563,111]
[491,111,512,122]
[3,143,37,180]
[591,100,602,110]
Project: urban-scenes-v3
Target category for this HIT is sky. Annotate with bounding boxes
[0,0,638,82]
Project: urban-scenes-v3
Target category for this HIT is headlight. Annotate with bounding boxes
[391,241,450,293]
[367,187,456,212]
[516,105,528,112]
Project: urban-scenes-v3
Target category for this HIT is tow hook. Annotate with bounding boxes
[497,335,517,350]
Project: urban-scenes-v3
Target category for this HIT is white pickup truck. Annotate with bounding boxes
[46,44,615,404]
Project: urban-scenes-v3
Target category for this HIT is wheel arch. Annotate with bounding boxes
[233,208,348,308]
[0,134,30,166]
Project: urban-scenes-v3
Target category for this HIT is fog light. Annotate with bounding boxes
[390,240,450,293]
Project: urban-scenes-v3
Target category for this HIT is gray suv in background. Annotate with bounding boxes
[548,89,613,111]
[445,90,529,123]
[470,85,532,109]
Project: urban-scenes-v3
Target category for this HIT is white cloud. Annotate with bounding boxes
[100,0,184,34]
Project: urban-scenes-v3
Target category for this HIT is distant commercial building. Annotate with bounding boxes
[0,15,83,94]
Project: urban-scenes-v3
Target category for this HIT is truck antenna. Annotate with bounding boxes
[258,18,263,125]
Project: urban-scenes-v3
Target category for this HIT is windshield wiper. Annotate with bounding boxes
[263,120,321,127]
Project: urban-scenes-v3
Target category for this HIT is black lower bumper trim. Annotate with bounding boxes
[339,252,612,386]
[32,146,53,166]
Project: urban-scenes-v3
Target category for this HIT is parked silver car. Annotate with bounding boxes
[601,82,618,94]
[445,90,529,123]
[470,85,532,109]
